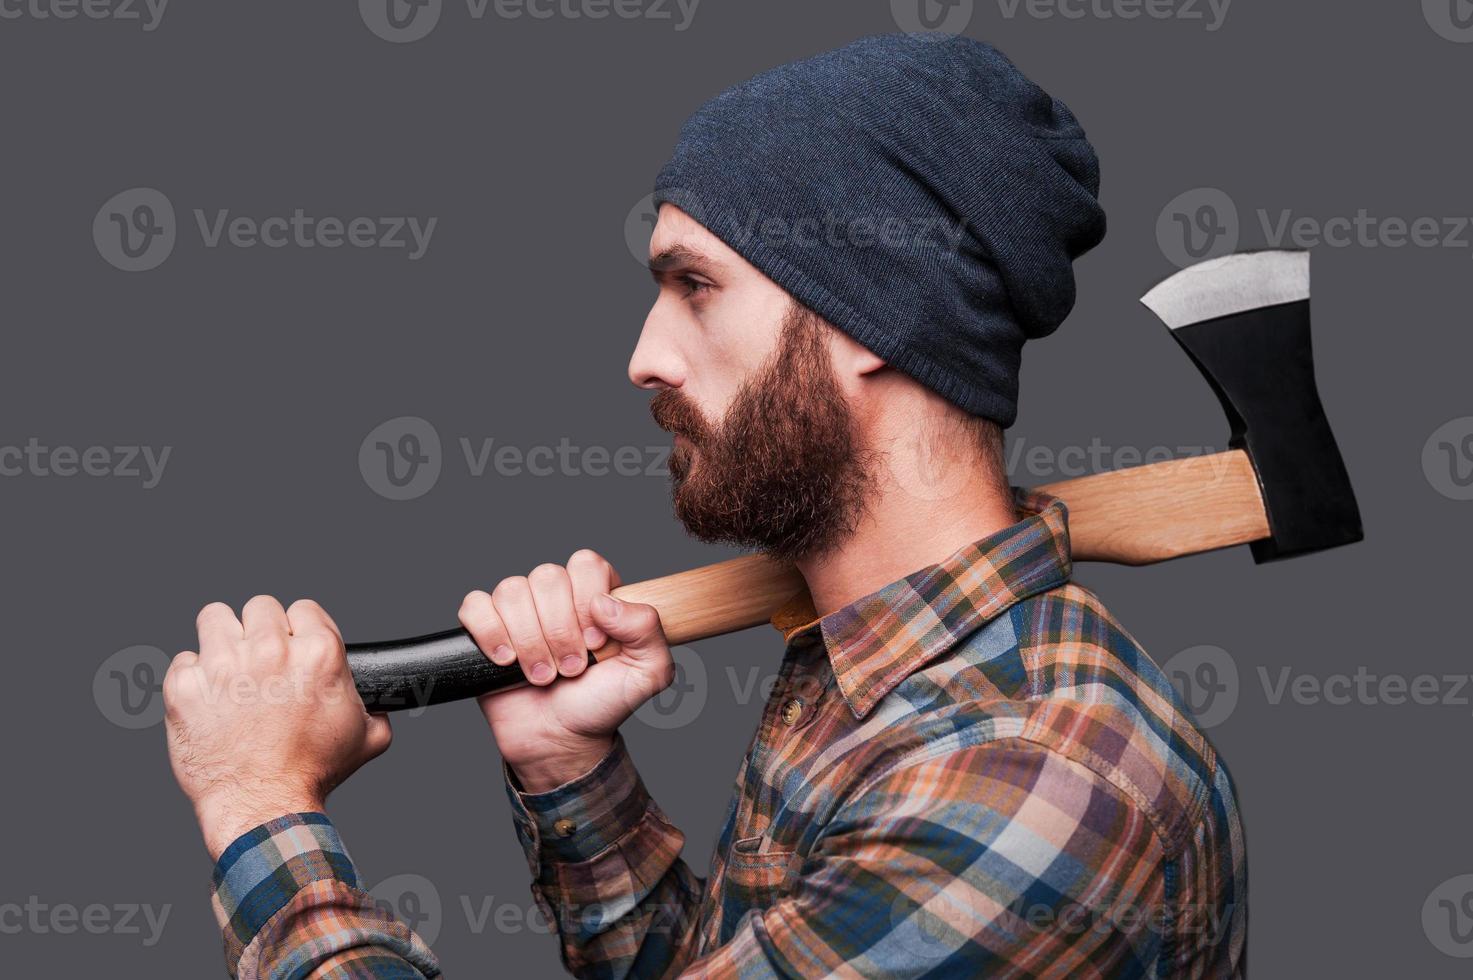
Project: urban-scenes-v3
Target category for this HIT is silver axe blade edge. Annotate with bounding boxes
[1141,250,1311,329]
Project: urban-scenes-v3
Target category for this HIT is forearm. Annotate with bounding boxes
[505,731,706,979]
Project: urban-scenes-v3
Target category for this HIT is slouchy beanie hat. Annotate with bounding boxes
[652,33,1106,428]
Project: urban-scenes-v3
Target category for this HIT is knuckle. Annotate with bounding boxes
[162,661,186,696]
[196,601,231,624]
[528,563,567,586]
[459,591,497,628]
[541,624,578,648]
[627,602,661,629]
[492,576,528,602]
[299,633,340,660]
[287,597,323,616]
[567,548,604,568]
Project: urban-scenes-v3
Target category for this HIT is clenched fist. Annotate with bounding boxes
[164,596,393,859]
[459,549,674,792]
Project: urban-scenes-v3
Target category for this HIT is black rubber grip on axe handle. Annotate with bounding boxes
[346,630,595,712]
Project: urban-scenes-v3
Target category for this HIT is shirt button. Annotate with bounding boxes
[553,818,578,838]
[781,697,805,726]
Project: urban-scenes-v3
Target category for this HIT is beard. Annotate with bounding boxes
[649,304,875,563]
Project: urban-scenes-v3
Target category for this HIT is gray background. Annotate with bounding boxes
[2,0,1471,974]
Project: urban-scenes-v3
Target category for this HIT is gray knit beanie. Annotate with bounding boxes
[652,33,1106,427]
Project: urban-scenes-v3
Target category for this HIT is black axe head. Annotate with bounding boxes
[1141,250,1363,563]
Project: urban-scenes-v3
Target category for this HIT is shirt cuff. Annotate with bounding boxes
[210,812,358,969]
[503,731,653,868]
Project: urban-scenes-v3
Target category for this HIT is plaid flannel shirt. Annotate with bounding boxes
[210,489,1247,978]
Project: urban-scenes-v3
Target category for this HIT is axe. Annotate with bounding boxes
[348,249,1362,712]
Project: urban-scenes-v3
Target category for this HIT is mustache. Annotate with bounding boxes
[650,389,712,444]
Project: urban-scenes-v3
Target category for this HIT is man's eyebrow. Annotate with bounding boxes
[648,245,722,280]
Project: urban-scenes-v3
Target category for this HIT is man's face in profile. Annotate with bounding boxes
[630,205,875,562]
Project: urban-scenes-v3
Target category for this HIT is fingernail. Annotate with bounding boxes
[592,594,620,620]
[530,662,555,684]
[493,644,516,665]
[560,655,584,675]
[583,626,605,649]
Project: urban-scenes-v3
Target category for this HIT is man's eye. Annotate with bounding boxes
[679,275,712,296]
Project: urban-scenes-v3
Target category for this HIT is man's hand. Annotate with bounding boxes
[164,596,393,860]
[459,550,674,792]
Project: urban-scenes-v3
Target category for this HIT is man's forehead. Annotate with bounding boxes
[648,204,735,268]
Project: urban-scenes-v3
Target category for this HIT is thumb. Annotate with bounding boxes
[590,594,667,661]
[363,713,394,761]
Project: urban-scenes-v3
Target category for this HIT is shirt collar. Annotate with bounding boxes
[768,488,1073,720]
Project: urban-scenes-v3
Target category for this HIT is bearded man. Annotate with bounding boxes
[163,34,1247,979]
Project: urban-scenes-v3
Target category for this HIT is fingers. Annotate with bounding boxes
[589,594,667,659]
[529,564,590,679]
[162,650,200,717]
[286,598,343,644]
[363,714,393,761]
[242,594,291,642]
[460,590,517,667]
[196,602,243,656]
[491,576,558,685]
[465,553,623,687]
[566,549,617,651]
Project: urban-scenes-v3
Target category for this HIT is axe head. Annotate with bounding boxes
[1141,250,1363,563]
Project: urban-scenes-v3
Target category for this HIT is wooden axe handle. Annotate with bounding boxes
[613,448,1269,640]
[347,449,1270,709]
[1038,448,1268,565]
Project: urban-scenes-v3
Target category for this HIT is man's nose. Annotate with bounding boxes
[628,302,684,391]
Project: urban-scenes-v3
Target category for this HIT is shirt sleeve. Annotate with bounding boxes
[673,739,1164,978]
[503,730,707,978]
[210,811,442,979]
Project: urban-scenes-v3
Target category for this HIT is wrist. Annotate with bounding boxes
[510,735,616,794]
[195,788,326,862]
